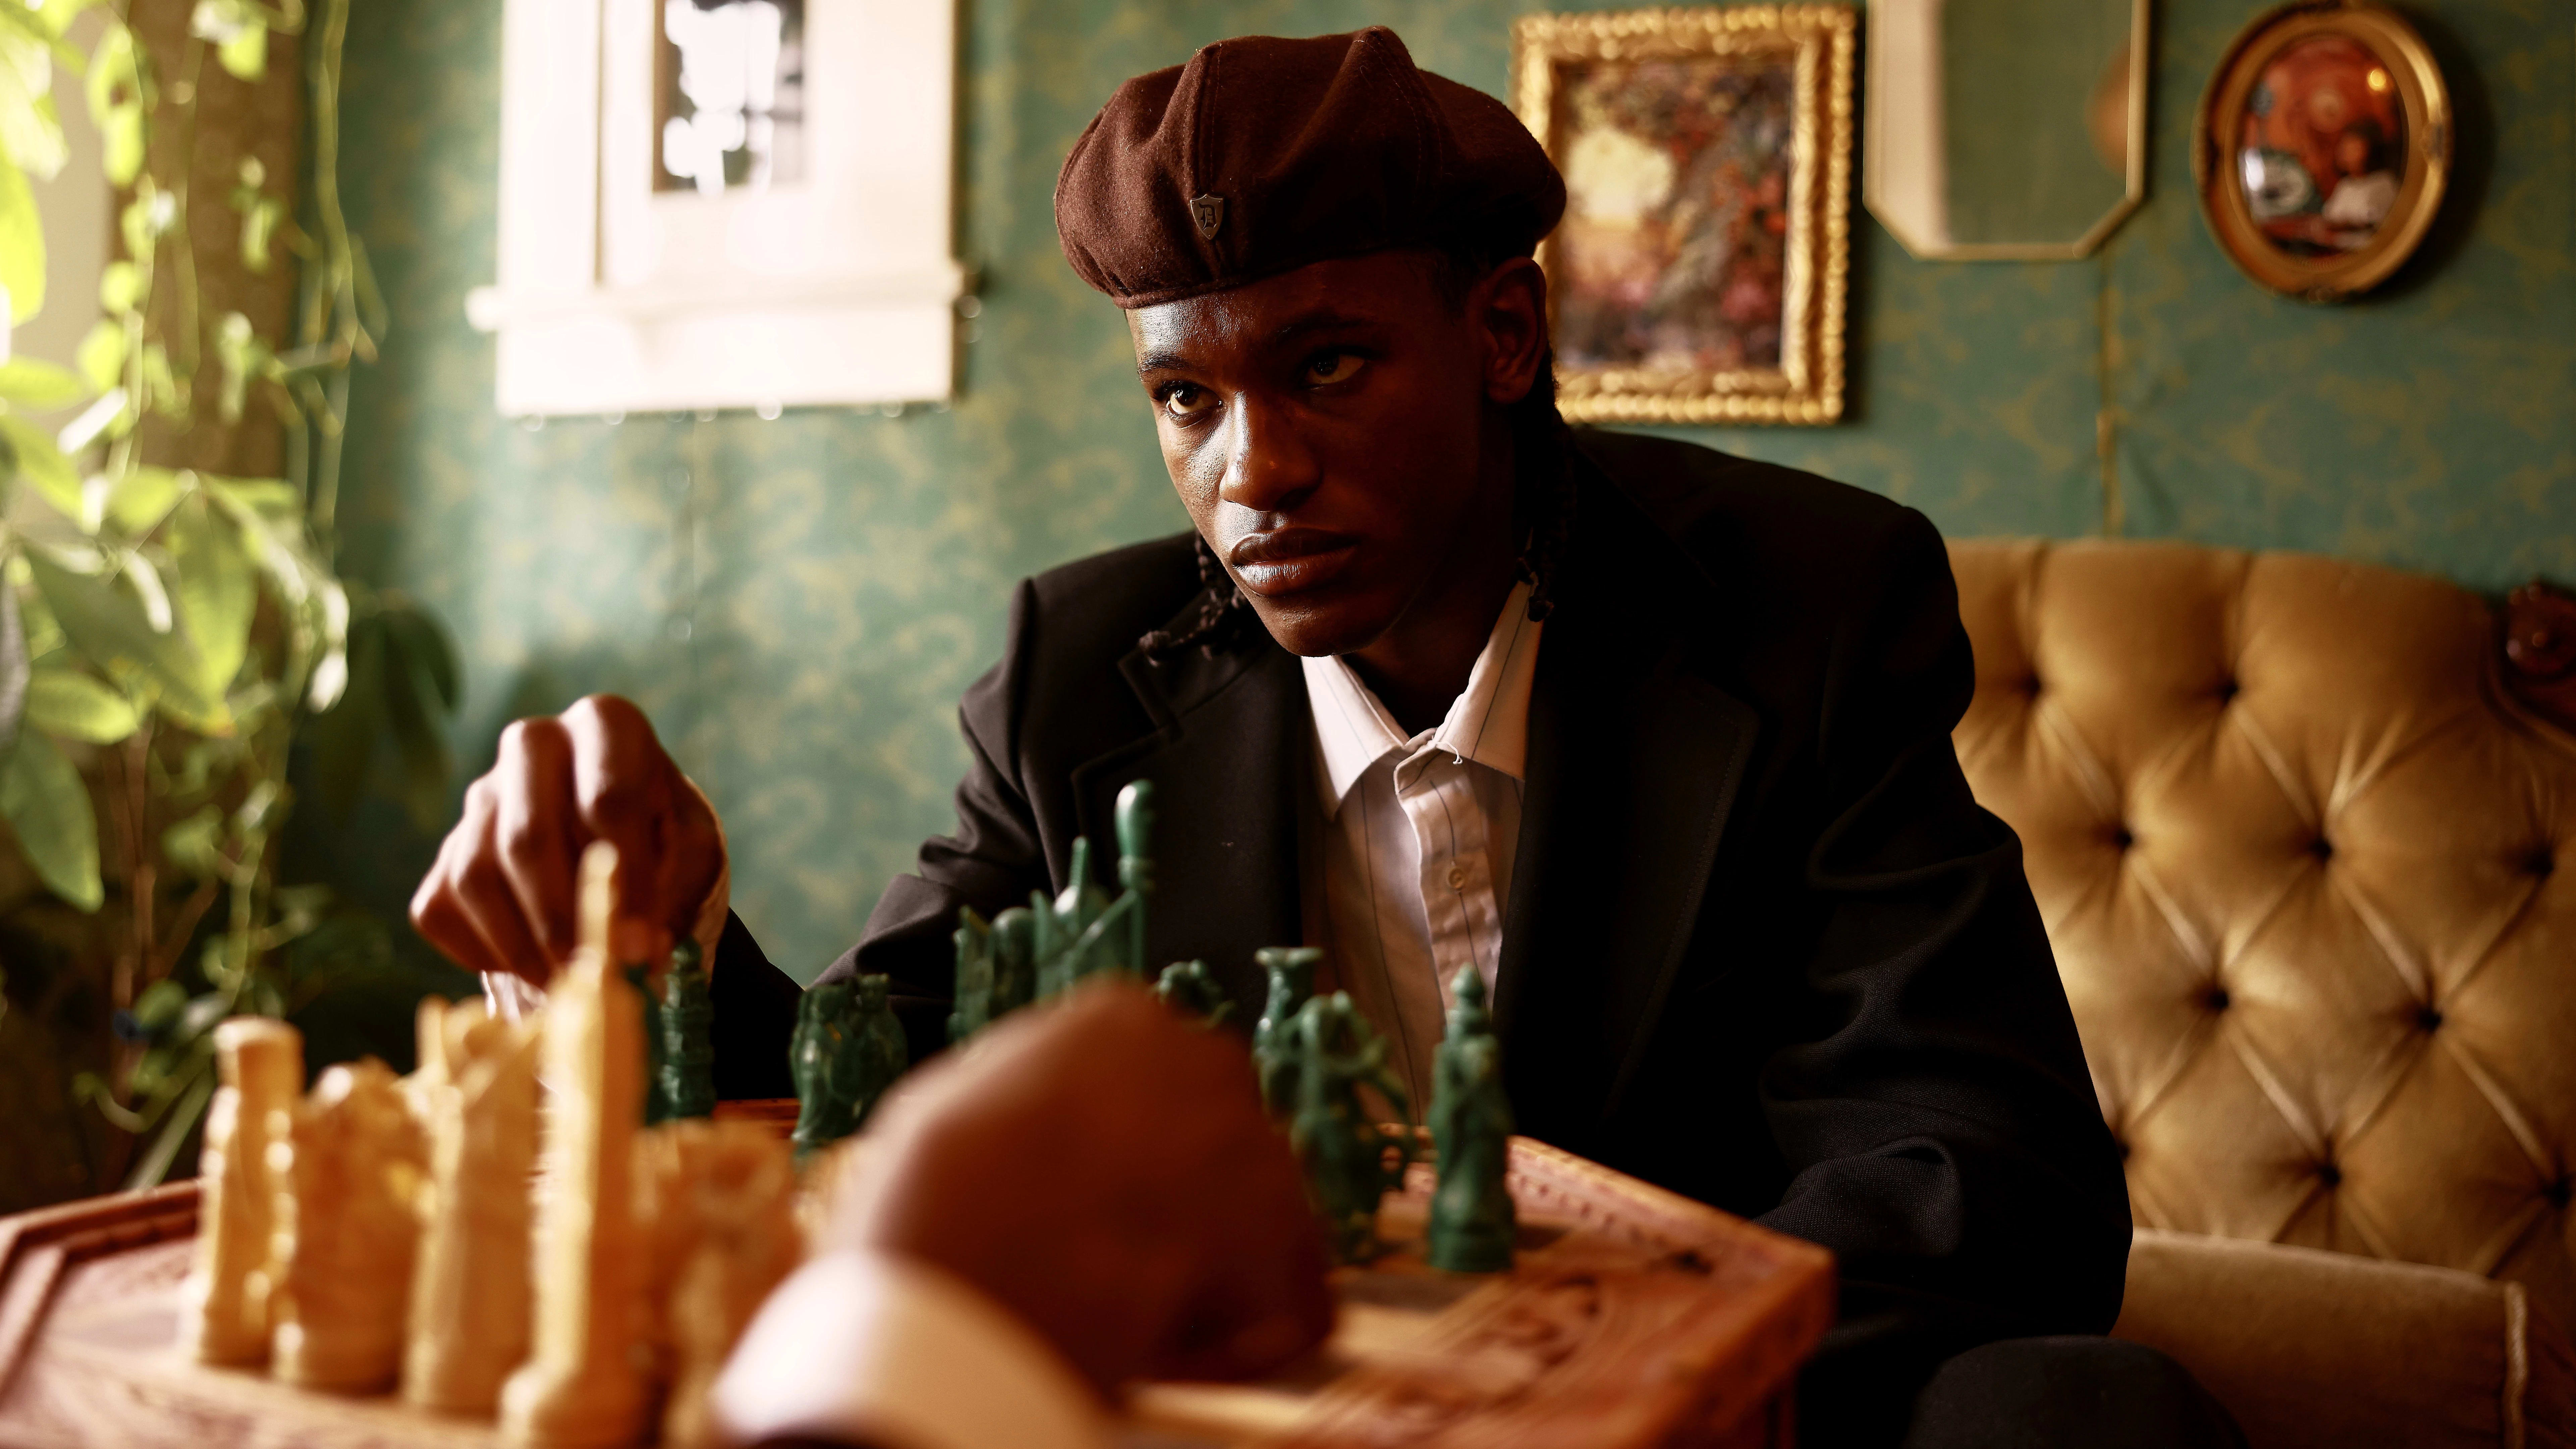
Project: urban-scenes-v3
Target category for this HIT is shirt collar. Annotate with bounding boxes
[1301,580,1544,816]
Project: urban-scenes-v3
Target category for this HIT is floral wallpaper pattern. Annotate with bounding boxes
[332,0,2574,984]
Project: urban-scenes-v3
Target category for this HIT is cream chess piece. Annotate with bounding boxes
[402,996,542,1414]
[270,1057,429,1392]
[181,1017,304,1365]
[635,1120,802,1449]
[501,843,651,1449]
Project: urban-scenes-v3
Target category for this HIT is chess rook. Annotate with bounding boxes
[270,1059,428,1392]
[501,843,651,1449]
[402,996,541,1414]
[181,1017,304,1366]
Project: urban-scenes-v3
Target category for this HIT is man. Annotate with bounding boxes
[415,29,2239,1447]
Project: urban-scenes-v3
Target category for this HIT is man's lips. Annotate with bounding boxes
[1227,528,1362,597]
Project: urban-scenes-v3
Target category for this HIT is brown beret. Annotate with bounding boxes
[1054,27,1566,309]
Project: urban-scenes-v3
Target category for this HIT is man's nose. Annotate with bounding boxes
[1218,395,1321,518]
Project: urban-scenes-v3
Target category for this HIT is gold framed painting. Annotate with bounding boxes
[2193,0,2451,302]
[1511,5,1856,427]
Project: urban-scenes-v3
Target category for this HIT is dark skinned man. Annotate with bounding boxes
[416,28,2241,1449]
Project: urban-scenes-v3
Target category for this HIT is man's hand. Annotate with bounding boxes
[410,694,723,982]
[823,980,1335,1396]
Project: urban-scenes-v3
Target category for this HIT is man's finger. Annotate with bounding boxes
[493,716,583,962]
[412,787,515,978]
[562,694,681,926]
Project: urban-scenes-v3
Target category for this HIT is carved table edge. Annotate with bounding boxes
[0,1182,200,1396]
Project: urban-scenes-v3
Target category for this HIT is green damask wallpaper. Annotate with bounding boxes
[331,0,2574,984]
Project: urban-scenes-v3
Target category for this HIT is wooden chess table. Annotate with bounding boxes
[0,1109,1831,1449]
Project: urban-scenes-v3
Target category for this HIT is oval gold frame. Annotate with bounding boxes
[2194,0,2451,302]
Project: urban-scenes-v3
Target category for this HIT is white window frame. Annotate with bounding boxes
[466,0,961,417]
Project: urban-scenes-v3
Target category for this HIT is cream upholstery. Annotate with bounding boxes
[1950,538,2576,1445]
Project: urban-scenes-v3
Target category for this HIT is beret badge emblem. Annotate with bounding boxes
[1190,194,1225,239]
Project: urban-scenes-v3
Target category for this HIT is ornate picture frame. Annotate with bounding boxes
[2194,0,2451,303]
[1510,5,1855,427]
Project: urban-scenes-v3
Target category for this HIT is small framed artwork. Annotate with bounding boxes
[1510,5,1855,426]
[2194,0,2451,302]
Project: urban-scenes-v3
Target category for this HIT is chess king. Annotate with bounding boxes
[411,26,2234,1449]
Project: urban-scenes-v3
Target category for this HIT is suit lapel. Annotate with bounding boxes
[1069,620,1307,1020]
[1495,470,1760,1145]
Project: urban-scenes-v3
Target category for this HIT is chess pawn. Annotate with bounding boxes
[1252,946,1320,1116]
[845,974,909,1131]
[989,906,1037,1016]
[1154,959,1232,1027]
[647,1121,802,1449]
[948,908,996,1044]
[181,1017,304,1365]
[271,1058,429,1392]
[658,941,716,1121]
[790,982,856,1162]
[403,997,541,1414]
[1287,992,1413,1265]
[502,843,651,1449]
[1426,967,1516,1274]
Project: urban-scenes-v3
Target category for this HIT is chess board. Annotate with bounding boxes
[0,1112,1832,1449]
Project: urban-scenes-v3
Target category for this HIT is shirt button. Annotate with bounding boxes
[1447,863,1469,890]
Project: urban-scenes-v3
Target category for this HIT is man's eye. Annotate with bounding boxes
[1305,352,1363,386]
[1161,385,1216,420]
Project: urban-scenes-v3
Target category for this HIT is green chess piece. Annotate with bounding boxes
[657,939,717,1121]
[1113,781,1156,977]
[628,962,669,1125]
[1033,837,1112,1000]
[1252,946,1320,1116]
[790,981,858,1159]
[950,907,996,1044]
[1285,991,1413,1265]
[991,907,1037,1014]
[842,974,911,1130]
[1426,967,1515,1273]
[1153,959,1231,1027]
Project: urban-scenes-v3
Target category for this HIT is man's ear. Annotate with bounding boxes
[1474,257,1550,407]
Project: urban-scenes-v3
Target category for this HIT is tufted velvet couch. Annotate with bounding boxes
[1949,539,2576,1449]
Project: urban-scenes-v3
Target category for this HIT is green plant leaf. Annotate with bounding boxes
[0,24,67,182]
[159,802,221,876]
[0,727,100,909]
[97,100,138,186]
[214,19,265,81]
[74,317,125,393]
[0,413,84,521]
[0,582,24,754]
[0,357,88,408]
[0,150,44,323]
[168,494,251,692]
[24,549,228,733]
[25,664,136,742]
[102,465,183,536]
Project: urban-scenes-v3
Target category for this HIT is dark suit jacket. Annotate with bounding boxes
[725,430,2131,1444]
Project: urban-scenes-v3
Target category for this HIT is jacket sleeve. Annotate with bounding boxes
[1749,508,2132,1439]
[818,578,1055,1062]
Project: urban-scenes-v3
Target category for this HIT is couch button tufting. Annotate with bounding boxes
[2531,849,2557,878]
[2310,837,2335,862]
[2418,1006,2443,1032]
[2549,1179,2573,1209]
[2217,678,2241,702]
[2111,825,2136,850]
[2023,676,2044,698]
[2205,986,2231,1012]
[2317,1162,2343,1187]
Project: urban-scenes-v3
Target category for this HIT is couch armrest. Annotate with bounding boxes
[2112,1228,2576,1449]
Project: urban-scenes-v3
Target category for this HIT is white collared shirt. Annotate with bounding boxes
[1302,581,1542,1110]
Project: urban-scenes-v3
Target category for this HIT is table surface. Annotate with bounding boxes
[0,1125,1831,1449]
